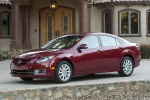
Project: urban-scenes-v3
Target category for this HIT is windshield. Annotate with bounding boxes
[42,35,83,49]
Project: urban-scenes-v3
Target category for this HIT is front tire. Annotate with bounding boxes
[118,57,134,77]
[20,77,34,81]
[54,61,73,83]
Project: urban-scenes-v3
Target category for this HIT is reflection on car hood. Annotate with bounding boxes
[15,49,62,59]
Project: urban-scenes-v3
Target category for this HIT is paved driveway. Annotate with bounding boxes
[0,59,150,91]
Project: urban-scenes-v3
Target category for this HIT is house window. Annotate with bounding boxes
[147,10,150,35]
[103,10,112,34]
[0,12,11,37]
[119,10,140,36]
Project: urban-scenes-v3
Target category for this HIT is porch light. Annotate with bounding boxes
[50,0,57,9]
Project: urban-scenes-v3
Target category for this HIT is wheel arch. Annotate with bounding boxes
[122,55,135,67]
[57,58,75,76]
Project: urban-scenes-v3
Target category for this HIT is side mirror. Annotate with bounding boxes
[78,44,88,49]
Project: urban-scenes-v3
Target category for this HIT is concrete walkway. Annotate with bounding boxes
[0,59,150,91]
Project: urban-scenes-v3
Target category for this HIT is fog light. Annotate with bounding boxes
[34,69,45,75]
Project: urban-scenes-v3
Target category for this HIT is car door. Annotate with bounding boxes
[74,35,103,74]
[99,35,123,71]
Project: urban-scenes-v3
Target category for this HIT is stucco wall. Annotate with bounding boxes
[1,3,150,50]
[30,0,79,49]
[90,5,115,33]
[0,39,11,50]
[0,6,23,50]
[90,6,101,32]
[112,5,150,45]
[0,6,10,13]
[92,5,150,45]
[0,6,11,50]
[91,5,150,45]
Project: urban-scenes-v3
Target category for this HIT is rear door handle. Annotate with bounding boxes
[119,47,123,49]
[97,50,102,53]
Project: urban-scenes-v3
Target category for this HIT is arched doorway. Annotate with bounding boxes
[40,7,74,46]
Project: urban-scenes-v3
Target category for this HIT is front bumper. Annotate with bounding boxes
[10,59,55,78]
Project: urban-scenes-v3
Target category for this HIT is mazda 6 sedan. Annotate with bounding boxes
[10,33,141,83]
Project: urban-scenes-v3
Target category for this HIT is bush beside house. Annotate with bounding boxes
[0,50,29,61]
[140,44,150,59]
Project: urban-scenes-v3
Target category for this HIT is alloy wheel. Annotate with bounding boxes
[58,64,71,81]
[122,59,133,75]
[118,57,134,77]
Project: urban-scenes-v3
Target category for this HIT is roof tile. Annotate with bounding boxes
[93,0,150,4]
[0,0,11,5]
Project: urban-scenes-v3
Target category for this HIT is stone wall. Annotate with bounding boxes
[0,80,150,100]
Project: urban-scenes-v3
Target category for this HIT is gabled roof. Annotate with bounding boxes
[0,0,11,5]
[93,0,150,4]
[0,0,149,5]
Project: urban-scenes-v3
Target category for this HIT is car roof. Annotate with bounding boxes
[70,32,130,43]
[68,32,115,37]
[62,32,125,40]
[59,32,130,44]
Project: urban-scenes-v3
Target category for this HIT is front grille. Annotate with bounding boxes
[11,70,34,75]
[13,60,31,66]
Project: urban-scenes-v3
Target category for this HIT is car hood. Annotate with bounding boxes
[15,49,63,59]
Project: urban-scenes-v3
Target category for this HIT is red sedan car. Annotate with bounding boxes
[10,33,141,83]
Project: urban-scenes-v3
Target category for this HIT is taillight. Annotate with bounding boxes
[136,45,140,50]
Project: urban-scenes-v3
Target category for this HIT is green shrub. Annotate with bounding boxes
[0,53,2,61]
[140,44,150,59]
[0,49,30,61]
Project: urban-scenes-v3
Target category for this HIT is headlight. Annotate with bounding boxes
[36,56,54,63]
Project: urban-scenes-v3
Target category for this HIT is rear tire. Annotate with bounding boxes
[20,77,34,81]
[118,57,134,77]
[54,61,73,83]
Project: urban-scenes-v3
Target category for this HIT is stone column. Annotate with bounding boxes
[10,0,21,50]
[87,4,91,32]
[22,6,32,49]
[78,0,89,33]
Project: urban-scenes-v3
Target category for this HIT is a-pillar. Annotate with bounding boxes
[78,0,89,33]
[22,6,32,49]
[10,0,21,50]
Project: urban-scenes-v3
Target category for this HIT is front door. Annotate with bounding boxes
[40,7,74,46]
[74,35,103,75]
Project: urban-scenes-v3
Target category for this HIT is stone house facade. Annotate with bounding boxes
[0,0,150,51]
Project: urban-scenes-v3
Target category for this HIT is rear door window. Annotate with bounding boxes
[100,35,117,47]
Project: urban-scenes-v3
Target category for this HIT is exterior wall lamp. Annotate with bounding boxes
[50,0,57,9]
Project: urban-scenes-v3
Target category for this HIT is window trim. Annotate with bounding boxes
[76,35,101,50]
[102,10,112,34]
[146,9,150,37]
[0,11,11,38]
[118,9,141,37]
[99,35,120,47]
